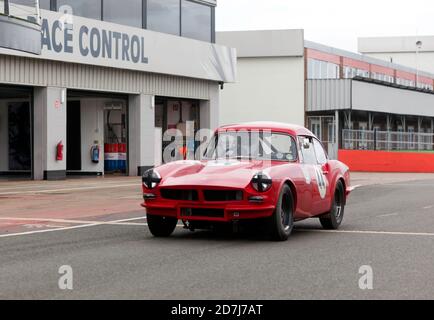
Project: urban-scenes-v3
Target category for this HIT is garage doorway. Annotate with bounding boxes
[66,101,82,171]
[0,86,33,180]
[66,91,129,177]
[155,97,201,163]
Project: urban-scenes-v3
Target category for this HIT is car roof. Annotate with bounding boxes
[218,121,314,137]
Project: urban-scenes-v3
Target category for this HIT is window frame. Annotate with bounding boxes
[181,0,213,42]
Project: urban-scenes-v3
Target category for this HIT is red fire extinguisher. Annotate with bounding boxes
[56,141,64,161]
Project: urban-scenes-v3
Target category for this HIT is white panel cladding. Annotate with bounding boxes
[352,80,434,117]
[307,79,352,111]
[0,55,212,100]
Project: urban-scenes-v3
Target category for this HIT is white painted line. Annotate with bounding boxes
[0,219,184,239]
[297,229,434,237]
[0,216,147,226]
[423,205,433,210]
[376,213,399,218]
[349,184,362,191]
[0,183,140,196]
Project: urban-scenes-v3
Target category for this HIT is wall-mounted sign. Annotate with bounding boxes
[0,9,236,83]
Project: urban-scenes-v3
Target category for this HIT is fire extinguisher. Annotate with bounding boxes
[91,145,100,164]
[56,141,63,161]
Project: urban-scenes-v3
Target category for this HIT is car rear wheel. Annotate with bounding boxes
[147,214,178,237]
[269,184,294,241]
[320,180,345,230]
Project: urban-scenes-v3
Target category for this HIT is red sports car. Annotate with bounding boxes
[142,122,351,241]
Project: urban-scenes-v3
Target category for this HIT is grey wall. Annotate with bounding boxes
[0,55,214,101]
[352,81,434,117]
[217,30,304,58]
[307,79,434,117]
[307,79,352,112]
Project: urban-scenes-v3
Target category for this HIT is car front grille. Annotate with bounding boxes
[160,189,199,201]
[203,190,243,202]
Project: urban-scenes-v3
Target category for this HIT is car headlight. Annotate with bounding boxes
[251,172,272,192]
[142,169,162,189]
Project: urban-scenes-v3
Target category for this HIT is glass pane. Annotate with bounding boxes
[0,0,4,15]
[9,0,50,10]
[103,0,142,28]
[57,0,101,20]
[313,139,327,164]
[8,0,39,21]
[181,0,211,42]
[147,0,180,36]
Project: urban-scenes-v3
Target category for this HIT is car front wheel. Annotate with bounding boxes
[269,184,294,241]
[320,180,345,230]
[147,214,178,237]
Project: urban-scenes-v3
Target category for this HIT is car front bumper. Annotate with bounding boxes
[142,201,275,222]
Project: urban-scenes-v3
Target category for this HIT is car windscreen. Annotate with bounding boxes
[204,130,298,162]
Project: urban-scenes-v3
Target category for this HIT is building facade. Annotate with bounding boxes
[359,35,434,75]
[0,0,236,180]
[218,30,434,161]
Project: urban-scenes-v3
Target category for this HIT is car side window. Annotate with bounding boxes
[313,139,328,165]
[298,136,317,165]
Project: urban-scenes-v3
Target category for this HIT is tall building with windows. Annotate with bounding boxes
[218,30,434,165]
[0,0,236,180]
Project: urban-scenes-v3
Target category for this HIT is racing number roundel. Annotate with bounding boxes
[314,166,327,199]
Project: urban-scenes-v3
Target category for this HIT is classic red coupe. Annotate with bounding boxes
[142,122,351,241]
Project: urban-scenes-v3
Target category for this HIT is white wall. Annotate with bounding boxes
[79,99,105,173]
[33,87,67,179]
[128,94,155,176]
[219,56,305,126]
[0,101,8,171]
[363,52,434,75]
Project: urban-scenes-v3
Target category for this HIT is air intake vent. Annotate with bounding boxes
[160,189,199,201]
[203,190,243,201]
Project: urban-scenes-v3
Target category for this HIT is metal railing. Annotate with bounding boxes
[342,129,434,151]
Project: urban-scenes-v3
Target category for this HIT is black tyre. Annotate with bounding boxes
[147,214,178,237]
[320,180,345,230]
[269,184,294,241]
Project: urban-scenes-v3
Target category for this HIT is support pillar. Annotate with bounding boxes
[33,87,67,180]
[200,84,220,132]
[128,94,155,177]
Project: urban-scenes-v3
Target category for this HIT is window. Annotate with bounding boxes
[103,0,142,28]
[299,137,317,165]
[7,0,44,21]
[147,0,180,36]
[205,131,297,162]
[181,0,212,42]
[307,59,340,79]
[57,0,101,20]
[313,139,327,165]
[10,0,50,10]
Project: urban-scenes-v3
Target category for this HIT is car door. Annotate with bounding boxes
[297,136,318,217]
[311,138,332,214]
